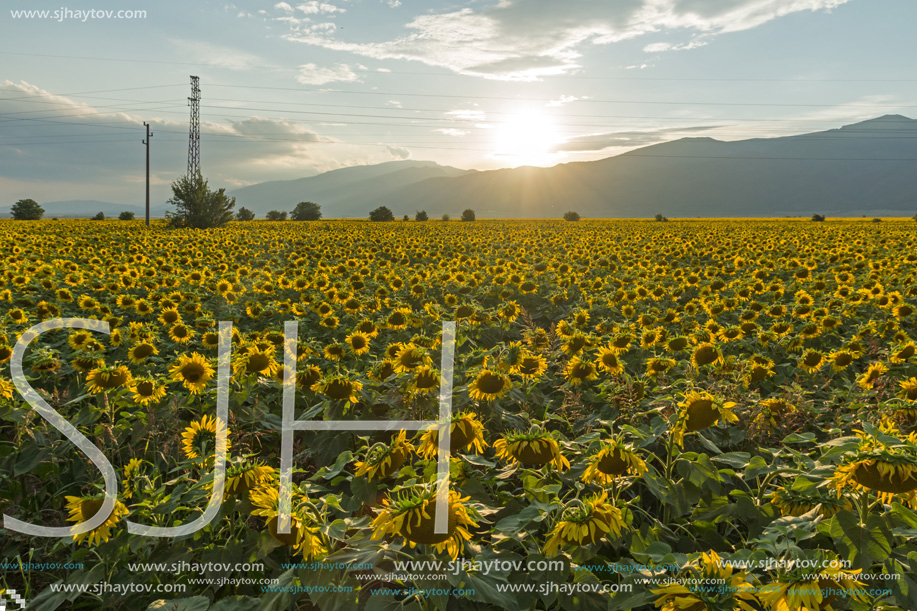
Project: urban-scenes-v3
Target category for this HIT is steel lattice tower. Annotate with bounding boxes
[187,75,201,177]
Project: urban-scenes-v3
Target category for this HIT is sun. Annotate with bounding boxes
[492,109,561,166]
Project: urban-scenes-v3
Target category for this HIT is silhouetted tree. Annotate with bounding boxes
[563,211,580,222]
[415,210,428,221]
[118,211,135,220]
[265,210,287,221]
[10,198,43,220]
[461,209,476,222]
[291,201,322,221]
[91,212,105,221]
[236,207,255,221]
[654,213,668,222]
[165,174,236,229]
[369,206,394,222]
[811,214,826,222]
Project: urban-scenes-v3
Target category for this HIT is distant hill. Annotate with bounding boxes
[371,115,917,218]
[227,160,476,217]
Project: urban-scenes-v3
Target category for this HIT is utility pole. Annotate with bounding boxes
[187,75,201,178]
[142,122,153,226]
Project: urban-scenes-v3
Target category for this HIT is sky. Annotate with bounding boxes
[2,0,916,205]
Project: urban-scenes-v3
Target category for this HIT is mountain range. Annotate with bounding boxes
[6,116,916,219]
[231,115,917,219]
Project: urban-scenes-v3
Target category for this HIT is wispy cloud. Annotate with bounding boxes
[296,63,361,85]
[551,125,721,152]
[281,0,851,81]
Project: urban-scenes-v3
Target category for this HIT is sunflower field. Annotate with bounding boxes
[2,218,917,611]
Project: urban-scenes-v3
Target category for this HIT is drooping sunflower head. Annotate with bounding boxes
[64,494,129,546]
[671,391,739,448]
[354,430,414,480]
[311,375,363,403]
[493,428,569,471]
[85,364,132,394]
[180,414,231,462]
[581,440,647,485]
[757,551,866,611]
[652,550,758,611]
[752,398,797,430]
[225,458,275,498]
[769,484,853,518]
[543,492,625,557]
[418,412,487,458]
[370,485,478,560]
[249,484,326,559]
[831,427,917,506]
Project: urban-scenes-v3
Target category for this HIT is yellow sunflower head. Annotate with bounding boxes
[468,369,512,401]
[354,430,414,480]
[671,391,739,448]
[493,428,569,471]
[370,485,478,560]
[85,364,132,394]
[64,494,130,546]
[581,440,647,485]
[169,352,215,394]
[249,484,326,559]
[543,492,625,557]
[180,414,231,462]
[418,412,487,458]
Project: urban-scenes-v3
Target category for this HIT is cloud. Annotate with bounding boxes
[296,1,345,14]
[551,125,721,152]
[296,63,361,85]
[387,145,411,159]
[282,0,850,80]
[274,2,294,12]
[643,39,708,52]
[546,95,584,107]
[434,128,470,137]
[169,39,268,71]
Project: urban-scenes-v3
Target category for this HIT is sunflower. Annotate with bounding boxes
[0,345,12,364]
[354,431,414,480]
[758,554,866,611]
[371,486,478,560]
[594,346,624,376]
[493,429,569,470]
[753,398,797,430]
[345,331,371,356]
[832,426,917,505]
[64,494,129,546]
[250,485,326,559]
[581,441,647,485]
[890,341,916,364]
[386,306,412,330]
[225,459,274,498]
[543,492,625,557]
[85,365,132,394]
[311,375,363,403]
[393,344,433,373]
[512,352,548,381]
[645,357,676,377]
[67,330,94,351]
[0,378,14,401]
[122,458,148,500]
[167,323,194,344]
[233,346,281,378]
[169,353,215,394]
[691,342,723,368]
[857,362,888,390]
[129,376,167,406]
[418,412,487,457]
[180,414,231,462]
[158,308,182,326]
[671,391,739,448]
[769,485,852,518]
[898,377,917,401]
[564,356,599,385]
[408,365,440,396]
[468,369,512,401]
[827,349,854,372]
[652,550,758,611]
[798,349,825,374]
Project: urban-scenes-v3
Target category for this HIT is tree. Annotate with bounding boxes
[165,174,235,229]
[442,214,450,221]
[10,198,43,220]
[369,206,394,222]
[265,210,287,221]
[91,212,105,221]
[811,214,826,222]
[654,213,668,222]
[563,211,580,222]
[461,209,476,222]
[236,207,255,221]
[291,201,321,221]
[913,213,917,221]
[415,210,428,221]
[403,214,409,221]
[119,211,135,221]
